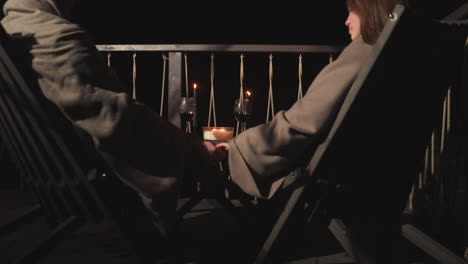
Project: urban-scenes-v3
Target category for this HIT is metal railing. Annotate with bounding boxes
[96,44,344,127]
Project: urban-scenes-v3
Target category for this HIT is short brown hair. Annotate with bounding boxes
[346,0,404,44]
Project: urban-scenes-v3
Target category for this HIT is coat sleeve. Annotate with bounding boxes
[228,38,373,199]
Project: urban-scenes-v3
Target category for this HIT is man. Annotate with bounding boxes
[1,0,226,236]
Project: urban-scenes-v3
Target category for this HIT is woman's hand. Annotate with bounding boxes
[216,142,229,151]
[203,141,228,165]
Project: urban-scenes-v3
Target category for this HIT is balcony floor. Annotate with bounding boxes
[0,187,440,264]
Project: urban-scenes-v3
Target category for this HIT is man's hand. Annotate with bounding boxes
[203,141,227,165]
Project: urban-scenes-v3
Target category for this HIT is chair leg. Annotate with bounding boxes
[402,224,468,264]
[328,218,377,264]
[0,204,41,236]
[255,186,306,264]
[176,193,203,219]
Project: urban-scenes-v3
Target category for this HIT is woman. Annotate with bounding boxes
[218,0,403,199]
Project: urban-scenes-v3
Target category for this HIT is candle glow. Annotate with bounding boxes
[245,90,252,100]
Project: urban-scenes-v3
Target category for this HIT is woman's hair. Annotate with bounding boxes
[346,0,405,44]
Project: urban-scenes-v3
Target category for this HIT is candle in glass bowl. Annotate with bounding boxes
[202,127,234,141]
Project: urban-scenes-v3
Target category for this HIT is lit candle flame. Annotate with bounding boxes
[193,83,197,100]
[245,90,251,98]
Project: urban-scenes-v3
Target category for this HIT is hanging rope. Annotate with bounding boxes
[423,146,430,185]
[230,54,247,197]
[439,87,452,203]
[160,54,168,116]
[208,53,217,127]
[236,54,245,135]
[412,86,452,210]
[180,54,192,133]
[184,53,189,97]
[441,93,448,152]
[297,54,303,100]
[207,53,224,174]
[408,179,417,211]
[447,87,451,133]
[439,88,451,204]
[182,53,197,188]
[239,54,245,99]
[107,53,112,68]
[266,54,275,123]
[417,147,429,192]
[132,53,137,100]
[431,132,436,178]
[439,88,452,199]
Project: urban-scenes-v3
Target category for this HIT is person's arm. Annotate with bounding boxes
[1,2,222,180]
[227,38,373,199]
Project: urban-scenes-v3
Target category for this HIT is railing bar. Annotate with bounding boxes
[96,44,344,53]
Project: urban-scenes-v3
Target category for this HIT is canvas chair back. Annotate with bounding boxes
[309,5,467,232]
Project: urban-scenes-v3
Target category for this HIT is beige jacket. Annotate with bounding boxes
[229,37,373,199]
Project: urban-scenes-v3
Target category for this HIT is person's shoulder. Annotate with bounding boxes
[3,0,57,14]
[337,36,373,63]
[2,0,82,38]
[344,37,373,54]
[318,36,373,77]
[3,0,60,27]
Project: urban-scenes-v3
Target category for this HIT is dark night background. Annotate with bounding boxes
[0,1,467,262]
[0,0,464,44]
[72,0,468,131]
[0,0,466,130]
[75,1,467,45]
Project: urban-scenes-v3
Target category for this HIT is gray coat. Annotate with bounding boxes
[228,37,373,199]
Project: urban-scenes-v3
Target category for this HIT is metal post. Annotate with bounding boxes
[168,52,182,127]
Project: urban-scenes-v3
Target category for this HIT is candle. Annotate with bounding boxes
[203,127,234,141]
[213,128,234,141]
[245,90,251,100]
[203,130,216,140]
[193,83,197,102]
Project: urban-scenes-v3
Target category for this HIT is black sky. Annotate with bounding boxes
[0,0,465,44]
[77,0,467,45]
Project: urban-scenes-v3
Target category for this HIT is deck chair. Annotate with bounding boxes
[0,26,169,264]
[252,5,468,264]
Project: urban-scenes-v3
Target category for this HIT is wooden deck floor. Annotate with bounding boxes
[0,188,445,264]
